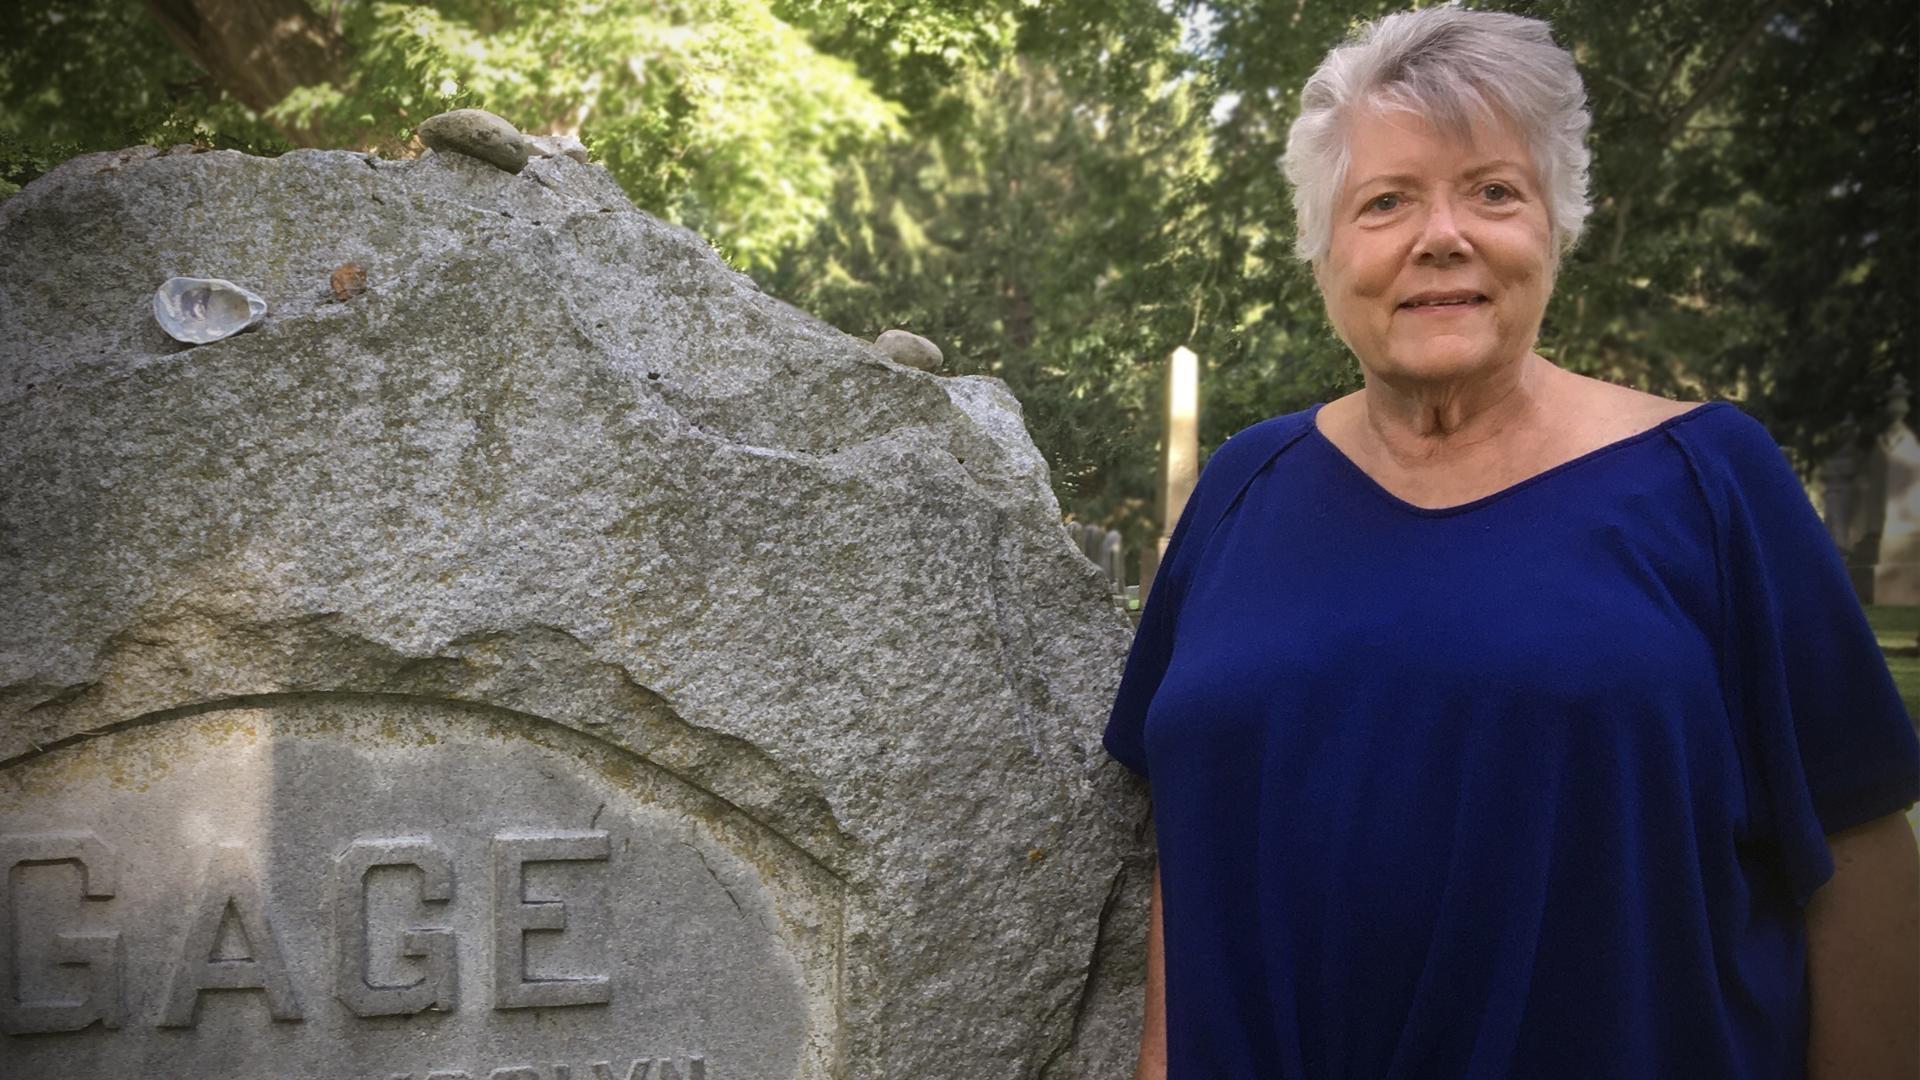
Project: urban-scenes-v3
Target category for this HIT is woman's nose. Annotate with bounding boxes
[1413,199,1470,263]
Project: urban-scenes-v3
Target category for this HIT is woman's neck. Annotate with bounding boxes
[1358,353,1555,469]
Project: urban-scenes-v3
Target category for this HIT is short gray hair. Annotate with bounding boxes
[1281,5,1593,262]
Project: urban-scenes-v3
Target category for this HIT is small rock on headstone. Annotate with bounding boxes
[874,329,942,372]
[417,108,531,175]
[329,262,368,302]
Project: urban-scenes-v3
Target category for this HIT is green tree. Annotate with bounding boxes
[767,4,1220,538]
[4,0,1913,543]
[2,0,918,269]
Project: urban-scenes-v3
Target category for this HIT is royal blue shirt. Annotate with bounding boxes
[1104,403,1919,1080]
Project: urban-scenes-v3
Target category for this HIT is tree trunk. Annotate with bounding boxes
[142,0,347,145]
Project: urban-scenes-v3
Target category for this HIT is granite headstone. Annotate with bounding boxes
[0,145,1150,1079]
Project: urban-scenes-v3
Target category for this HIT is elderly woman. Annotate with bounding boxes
[1103,8,1919,1080]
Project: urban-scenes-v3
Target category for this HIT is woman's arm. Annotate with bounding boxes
[1806,809,1919,1080]
[1134,863,1168,1080]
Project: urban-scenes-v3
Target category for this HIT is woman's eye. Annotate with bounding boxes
[1367,193,1400,213]
[1482,183,1512,202]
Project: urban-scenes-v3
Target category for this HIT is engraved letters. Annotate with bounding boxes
[0,702,825,1080]
[0,831,124,1035]
[334,838,458,1017]
[160,844,305,1026]
[3,829,623,1031]
[491,831,612,1009]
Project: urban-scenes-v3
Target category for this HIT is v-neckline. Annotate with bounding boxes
[1305,400,1726,517]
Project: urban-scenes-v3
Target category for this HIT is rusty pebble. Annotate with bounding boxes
[329,262,368,302]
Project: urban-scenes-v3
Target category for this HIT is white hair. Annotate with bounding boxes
[1281,5,1593,262]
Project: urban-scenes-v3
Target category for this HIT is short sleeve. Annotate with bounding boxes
[1677,409,1920,904]
[1101,487,1199,777]
[1102,414,1311,778]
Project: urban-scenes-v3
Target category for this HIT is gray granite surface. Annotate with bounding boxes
[0,145,1150,1079]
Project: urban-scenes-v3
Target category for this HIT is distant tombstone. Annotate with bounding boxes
[1062,522,1124,597]
[1137,545,1161,607]
[1157,347,1199,563]
[1824,381,1920,605]
[1819,449,1859,555]
[0,145,1148,1078]
[1099,531,1125,595]
[1866,386,1920,604]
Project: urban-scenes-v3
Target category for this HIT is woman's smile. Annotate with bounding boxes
[1397,291,1490,314]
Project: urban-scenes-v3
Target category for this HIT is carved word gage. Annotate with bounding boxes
[2,828,613,1033]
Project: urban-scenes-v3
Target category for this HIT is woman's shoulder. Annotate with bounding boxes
[1195,407,1322,486]
[1645,399,1790,481]
[1628,396,1820,544]
[1557,373,1704,440]
[1558,374,1779,475]
[1167,409,1324,550]
[1218,406,1322,456]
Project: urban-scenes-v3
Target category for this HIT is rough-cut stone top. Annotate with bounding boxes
[0,145,1149,1077]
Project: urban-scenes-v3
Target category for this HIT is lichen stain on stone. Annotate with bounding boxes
[1,710,264,795]
[9,750,110,794]
[280,705,435,751]
[598,755,639,790]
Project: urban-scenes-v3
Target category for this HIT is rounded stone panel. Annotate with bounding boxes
[0,696,842,1080]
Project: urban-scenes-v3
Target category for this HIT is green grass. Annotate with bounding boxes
[1865,604,1920,644]
[1884,653,1920,722]
[1864,605,1919,720]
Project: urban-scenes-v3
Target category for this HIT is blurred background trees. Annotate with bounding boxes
[3,0,1913,551]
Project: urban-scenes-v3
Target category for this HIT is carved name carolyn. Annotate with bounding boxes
[0,697,843,1080]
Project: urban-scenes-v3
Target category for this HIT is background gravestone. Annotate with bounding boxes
[0,145,1151,1079]
[1821,382,1920,606]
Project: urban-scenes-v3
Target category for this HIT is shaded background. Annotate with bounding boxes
[3,0,1914,555]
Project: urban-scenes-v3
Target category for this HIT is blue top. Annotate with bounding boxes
[1104,402,1919,1080]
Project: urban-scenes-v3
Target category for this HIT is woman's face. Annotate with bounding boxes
[1316,107,1554,388]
